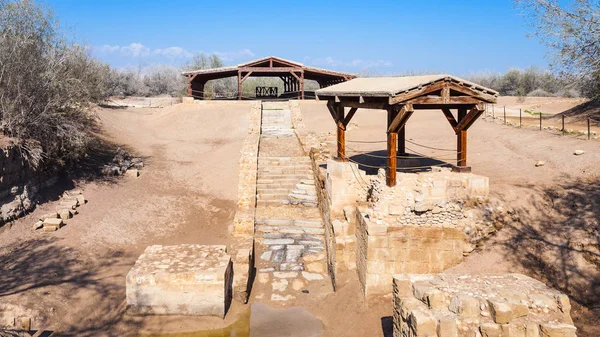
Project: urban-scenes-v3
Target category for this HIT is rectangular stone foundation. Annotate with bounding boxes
[357,213,466,296]
[126,245,232,317]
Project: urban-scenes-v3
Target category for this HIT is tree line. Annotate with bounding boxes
[1,0,598,169]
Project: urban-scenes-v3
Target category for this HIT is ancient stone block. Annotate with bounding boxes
[488,300,513,324]
[408,310,437,336]
[126,245,232,317]
[43,217,63,228]
[449,294,479,318]
[539,323,576,337]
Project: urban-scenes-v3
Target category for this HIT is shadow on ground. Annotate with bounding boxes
[498,178,600,336]
[349,150,451,175]
[0,237,141,336]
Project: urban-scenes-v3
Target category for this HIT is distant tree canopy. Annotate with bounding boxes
[467,67,579,97]
[515,0,600,100]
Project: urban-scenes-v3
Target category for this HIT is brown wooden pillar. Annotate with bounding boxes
[300,72,305,100]
[398,125,406,154]
[237,71,242,100]
[336,104,346,160]
[457,108,467,167]
[387,108,399,187]
[187,75,192,97]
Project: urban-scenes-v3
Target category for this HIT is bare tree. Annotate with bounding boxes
[515,0,600,99]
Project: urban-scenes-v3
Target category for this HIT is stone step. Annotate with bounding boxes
[256,226,325,235]
[258,172,312,177]
[257,194,290,201]
[257,200,288,207]
[257,188,290,194]
[255,219,323,228]
[289,193,318,201]
[257,178,306,184]
[256,183,297,189]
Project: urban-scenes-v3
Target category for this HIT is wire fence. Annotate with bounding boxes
[483,103,599,141]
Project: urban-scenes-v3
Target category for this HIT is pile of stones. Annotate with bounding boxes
[33,190,86,232]
[101,147,143,177]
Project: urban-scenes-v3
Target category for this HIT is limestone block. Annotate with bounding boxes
[126,245,232,317]
[408,310,437,336]
[437,317,458,337]
[480,323,501,337]
[539,323,576,337]
[488,300,513,324]
[449,294,479,318]
[58,208,72,220]
[43,218,63,228]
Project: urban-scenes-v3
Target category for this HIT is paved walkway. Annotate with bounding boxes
[253,102,329,302]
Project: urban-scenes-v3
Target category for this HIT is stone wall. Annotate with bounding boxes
[357,211,466,296]
[229,101,261,303]
[0,142,57,228]
[393,274,577,337]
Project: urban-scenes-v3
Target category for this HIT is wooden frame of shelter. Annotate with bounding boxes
[315,75,498,187]
[181,56,356,100]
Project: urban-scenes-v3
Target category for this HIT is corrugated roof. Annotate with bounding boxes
[316,75,498,97]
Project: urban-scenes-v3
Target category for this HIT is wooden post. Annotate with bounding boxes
[187,75,192,97]
[492,104,495,119]
[539,111,542,131]
[336,105,346,160]
[457,108,468,167]
[237,71,242,100]
[562,114,565,135]
[398,126,406,154]
[387,132,397,187]
[301,72,305,100]
[519,108,522,128]
[503,106,506,125]
[387,108,398,187]
[588,118,591,140]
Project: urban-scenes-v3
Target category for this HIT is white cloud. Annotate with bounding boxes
[95,43,254,63]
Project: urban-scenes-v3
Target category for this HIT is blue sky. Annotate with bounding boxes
[48,0,548,75]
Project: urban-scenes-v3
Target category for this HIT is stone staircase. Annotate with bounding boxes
[256,157,318,207]
[261,109,294,137]
[252,103,330,302]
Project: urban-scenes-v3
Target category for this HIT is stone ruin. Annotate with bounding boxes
[393,274,576,337]
[126,244,233,317]
[101,147,143,177]
[119,101,577,337]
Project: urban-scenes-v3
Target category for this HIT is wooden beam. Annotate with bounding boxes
[441,108,458,130]
[387,104,414,133]
[342,108,357,127]
[390,80,447,104]
[455,104,484,132]
[336,100,388,110]
[290,71,301,82]
[326,101,338,122]
[441,84,450,104]
[239,67,304,73]
[405,96,483,105]
[240,71,253,83]
[301,72,305,100]
[449,81,497,103]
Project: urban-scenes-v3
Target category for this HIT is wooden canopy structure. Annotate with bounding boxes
[182,56,356,100]
[315,75,498,187]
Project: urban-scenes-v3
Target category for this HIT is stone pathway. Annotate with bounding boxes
[253,102,329,302]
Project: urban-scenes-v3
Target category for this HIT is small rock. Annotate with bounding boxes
[125,169,140,177]
[573,150,585,156]
[33,220,43,230]
[535,161,545,167]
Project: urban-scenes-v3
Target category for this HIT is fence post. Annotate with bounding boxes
[562,114,565,136]
[519,109,522,128]
[589,118,591,140]
[492,104,495,119]
[504,106,506,125]
[539,111,542,131]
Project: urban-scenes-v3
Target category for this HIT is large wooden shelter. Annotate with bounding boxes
[182,56,356,100]
[315,75,498,187]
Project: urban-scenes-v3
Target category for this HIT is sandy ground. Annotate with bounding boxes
[0,98,598,336]
[0,102,252,336]
[298,100,600,337]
